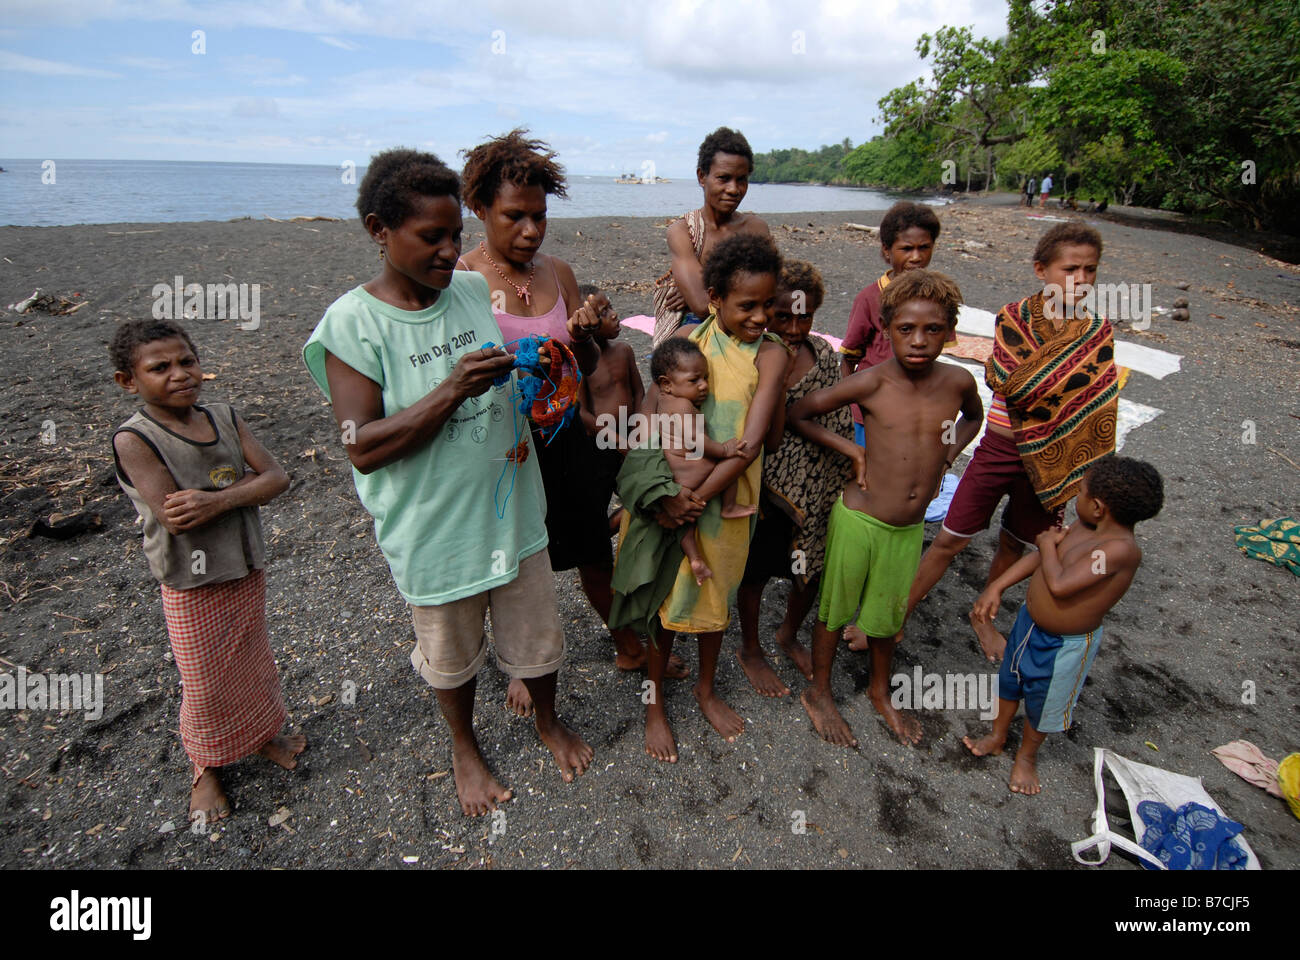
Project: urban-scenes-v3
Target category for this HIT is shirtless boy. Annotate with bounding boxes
[963,457,1163,794]
[654,127,771,344]
[650,337,754,584]
[789,270,983,747]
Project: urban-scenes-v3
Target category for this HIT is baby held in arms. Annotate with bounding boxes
[649,337,755,584]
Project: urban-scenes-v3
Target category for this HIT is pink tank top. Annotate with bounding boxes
[475,258,571,352]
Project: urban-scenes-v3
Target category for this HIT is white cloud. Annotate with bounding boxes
[317,35,357,50]
[0,49,120,77]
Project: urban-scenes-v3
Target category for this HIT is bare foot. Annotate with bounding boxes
[257,733,307,770]
[845,624,869,652]
[689,556,713,584]
[505,677,534,717]
[962,730,1005,756]
[868,687,923,745]
[720,503,757,518]
[736,646,790,697]
[645,710,678,763]
[800,688,858,748]
[1009,752,1041,794]
[615,644,690,679]
[970,611,1007,663]
[189,769,232,822]
[775,623,813,680]
[694,686,744,742]
[535,717,593,783]
[451,742,512,816]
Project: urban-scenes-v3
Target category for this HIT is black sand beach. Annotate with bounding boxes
[1,199,1297,869]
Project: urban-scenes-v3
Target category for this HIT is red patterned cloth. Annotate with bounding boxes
[160,569,286,783]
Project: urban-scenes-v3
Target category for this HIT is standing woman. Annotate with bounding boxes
[303,149,592,815]
[652,127,771,346]
[457,130,684,710]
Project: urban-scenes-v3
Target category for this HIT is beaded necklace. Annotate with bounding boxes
[479,241,536,306]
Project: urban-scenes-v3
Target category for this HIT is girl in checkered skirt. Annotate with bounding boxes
[111,319,303,826]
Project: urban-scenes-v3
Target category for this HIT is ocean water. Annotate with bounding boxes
[0,159,935,227]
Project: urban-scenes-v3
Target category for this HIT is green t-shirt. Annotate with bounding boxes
[303,274,547,605]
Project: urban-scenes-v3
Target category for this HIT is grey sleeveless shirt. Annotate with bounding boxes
[113,402,265,589]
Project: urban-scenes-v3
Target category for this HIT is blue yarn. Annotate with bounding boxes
[489,334,582,516]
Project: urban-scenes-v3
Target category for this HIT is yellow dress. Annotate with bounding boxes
[658,313,771,634]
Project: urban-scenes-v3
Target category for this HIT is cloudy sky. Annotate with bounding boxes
[1,0,1008,176]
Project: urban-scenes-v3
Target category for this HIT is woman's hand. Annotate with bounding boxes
[663,284,687,313]
[445,345,515,402]
[163,488,227,531]
[655,487,705,528]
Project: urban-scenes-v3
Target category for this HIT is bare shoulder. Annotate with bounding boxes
[743,214,771,236]
[547,254,579,287]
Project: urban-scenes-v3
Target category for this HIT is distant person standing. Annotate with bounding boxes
[652,127,771,346]
[1039,174,1053,208]
[1023,176,1037,207]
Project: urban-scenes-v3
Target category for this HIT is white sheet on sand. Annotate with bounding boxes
[620,312,1166,456]
[953,305,1182,380]
[622,308,1181,380]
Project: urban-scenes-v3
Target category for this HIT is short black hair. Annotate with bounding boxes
[577,283,602,300]
[460,128,568,213]
[880,201,941,248]
[1084,456,1164,527]
[880,269,963,328]
[109,319,198,374]
[356,148,461,229]
[778,260,825,316]
[1033,222,1103,265]
[650,337,705,383]
[703,233,782,300]
[697,126,754,176]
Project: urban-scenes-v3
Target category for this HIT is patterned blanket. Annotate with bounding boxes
[986,292,1118,510]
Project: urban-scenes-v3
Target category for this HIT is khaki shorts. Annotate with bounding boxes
[409,548,565,689]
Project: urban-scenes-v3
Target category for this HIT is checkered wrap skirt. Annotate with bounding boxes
[160,568,286,782]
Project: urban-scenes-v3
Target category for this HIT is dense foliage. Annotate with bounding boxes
[749,0,1299,232]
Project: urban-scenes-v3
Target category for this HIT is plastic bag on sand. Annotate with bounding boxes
[1071,748,1261,870]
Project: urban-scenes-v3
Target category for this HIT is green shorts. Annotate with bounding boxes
[818,497,924,637]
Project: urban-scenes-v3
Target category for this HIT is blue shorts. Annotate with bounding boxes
[854,421,865,447]
[998,603,1103,733]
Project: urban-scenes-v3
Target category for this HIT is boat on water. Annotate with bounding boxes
[614,174,673,184]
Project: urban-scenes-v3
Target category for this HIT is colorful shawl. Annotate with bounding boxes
[658,312,770,633]
[652,209,705,347]
[985,292,1118,510]
[762,335,854,585]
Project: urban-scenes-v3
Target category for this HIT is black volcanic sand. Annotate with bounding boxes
[1,199,1297,870]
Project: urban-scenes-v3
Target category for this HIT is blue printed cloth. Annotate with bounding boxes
[1136,801,1248,870]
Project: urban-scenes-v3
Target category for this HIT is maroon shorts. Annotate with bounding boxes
[942,430,1063,545]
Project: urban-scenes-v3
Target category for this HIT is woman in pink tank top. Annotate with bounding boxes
[455,129,690,711]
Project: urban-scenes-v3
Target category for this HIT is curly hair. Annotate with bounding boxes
[1084,456,1164,527]
[1033,222,1103,265]
[650,336,705,384]
[703,233,782,300]
[879,201,941,248]
[879,269,963,328]
[778,259,825,316]
[355,148,461,229]
[461,128,568,213]
[697,126,754,176]
[109,319,198,374]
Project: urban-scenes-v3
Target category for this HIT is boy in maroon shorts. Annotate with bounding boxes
[901,222,1118,662]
